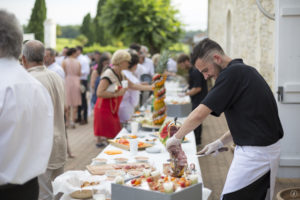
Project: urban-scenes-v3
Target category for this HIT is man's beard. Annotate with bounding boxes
[207,62,222,80]
[213,62,222,74]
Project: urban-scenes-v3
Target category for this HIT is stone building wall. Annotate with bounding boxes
[207,0,275,89]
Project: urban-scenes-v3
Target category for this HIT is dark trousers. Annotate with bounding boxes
[0,177,39,200]
[194,124,202,145]
[223,170,270,200]
[192,102,202,145]
[78,80,88,122]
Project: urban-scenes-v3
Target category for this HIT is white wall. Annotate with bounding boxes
[208,0,275,89]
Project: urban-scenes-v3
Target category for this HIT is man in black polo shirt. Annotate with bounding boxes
[166,38,283,200]
[177,54,207,145]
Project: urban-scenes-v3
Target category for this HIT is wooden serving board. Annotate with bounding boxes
[108,140,153,151]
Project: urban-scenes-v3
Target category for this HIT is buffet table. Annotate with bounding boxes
[53,118,211,200]
[96,118,201,180]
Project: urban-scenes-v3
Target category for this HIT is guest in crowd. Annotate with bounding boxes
[91,50,101,67]
[22,40,67,200]
[0,10,54,200]
[129,43,153,105]
[177,53,208,145]
[152,53,160,69]
[94,50,152,147]
[62,48,82,128]
[118,50,141,123]
[129,43,144,79]
[90,54,111,109]
[139,45,155,77]
[44,48,75,159]
[44,48,65,79]
[55,46,68,66]
[76,46,90,125]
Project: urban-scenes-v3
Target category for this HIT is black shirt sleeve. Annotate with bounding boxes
[202,66,243,116]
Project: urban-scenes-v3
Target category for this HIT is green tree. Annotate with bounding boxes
[80,13,95,46]
[27,0,47,42]
[101,0,183,54]
[94,0,110,45]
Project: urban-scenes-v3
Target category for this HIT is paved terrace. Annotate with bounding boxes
[65,114,300,200]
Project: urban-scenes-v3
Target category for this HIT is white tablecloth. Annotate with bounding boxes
[54,119,211,200]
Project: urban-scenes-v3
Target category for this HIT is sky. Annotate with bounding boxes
[1,0,207,31]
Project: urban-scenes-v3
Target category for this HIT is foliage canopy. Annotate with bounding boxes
[94,0,110,45]
[27,0,47,42]
[101,0,183,54]
[80,13,96,46]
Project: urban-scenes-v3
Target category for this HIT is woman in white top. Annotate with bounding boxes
[118,51,141,123]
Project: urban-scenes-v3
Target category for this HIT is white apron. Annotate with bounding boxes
[221,140,281,200]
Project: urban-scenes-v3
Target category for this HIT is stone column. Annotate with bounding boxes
[44,19,56,48]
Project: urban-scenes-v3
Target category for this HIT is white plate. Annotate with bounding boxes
[145,146,161,153]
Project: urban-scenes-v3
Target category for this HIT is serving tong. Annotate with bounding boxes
[196,147,229,157]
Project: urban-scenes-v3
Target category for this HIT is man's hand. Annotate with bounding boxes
[166,135,182,151]
[197,139,224,155]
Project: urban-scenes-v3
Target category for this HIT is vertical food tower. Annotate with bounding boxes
[152,51,169,126]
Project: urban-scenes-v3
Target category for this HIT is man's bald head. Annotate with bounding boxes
[22,40,45,64]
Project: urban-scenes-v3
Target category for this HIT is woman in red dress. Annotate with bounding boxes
[94,50,153,147]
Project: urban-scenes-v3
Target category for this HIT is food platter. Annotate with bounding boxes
[141,123,161,131]
[108,139,153,151]
[86,163,154,176]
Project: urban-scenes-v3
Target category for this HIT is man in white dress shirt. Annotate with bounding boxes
[44,48,65,79]
[76,46,90,124]
[22,40,67,200]
[0,10,53,200]
[139,45,155,77]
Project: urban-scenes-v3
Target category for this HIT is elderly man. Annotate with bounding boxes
[139,45,155,77]
[166,38,283,200]
[44,48,65,79]
[76,46,90,125]
[0,10,53,200]
[22,40,67,200]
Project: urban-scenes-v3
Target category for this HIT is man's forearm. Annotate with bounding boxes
[175,104,211,139]
[186,87,201,96]
[219,130,233,145]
